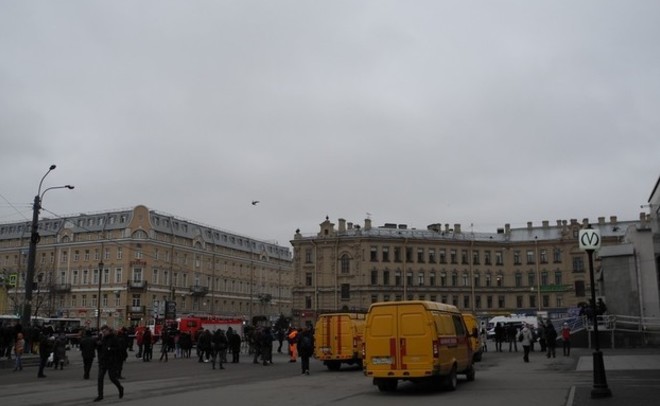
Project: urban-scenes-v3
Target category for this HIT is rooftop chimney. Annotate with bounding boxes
[610,216,618,225]
[338,218,346,232]
[454,224,461,233]
[527,222,533,230]
[364,218,372,231]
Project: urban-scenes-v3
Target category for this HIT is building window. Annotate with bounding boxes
[526,250,535,264]
[513,251,521,265]
[82,269,89,285]
[498,295,505,308]
[382,247,390,262]
[572,257,584,272]
[541,271,548,286]
[496,250,504,265]
[553,248,562,263]
[496,274,503,287]
[103,268,109,284]
[383,294,390,302]
[516,296,523,308]
[473,273,480,287]
[485,273,492,287]
[528,272,535,287]
[395,271,402,286]
[472,251,480,265]
[340,284,350,300]
[439,249,446,264]
[540,249,548,264]
[417,248,425,263]
[529,295,536,309]
[428,249,436,263]
[450,249,457,264]
[72,270,79,285]
[370,246,378,262]
[371,270,378,285]
[340,255,350,274]
[133,267,143,282]
[305,273,312,286]
[394,247,402,262]
[153,269,159,285]
[102,294,108,307]
[82,295,87,307]
[429,271,436,286]
[406,271,413,287]
[463,295,470,309]
[556,295,563,308]
[371,295,378,303]
[574,280,586,297]
[554,271,562,285]
[117,248,123,260]
[484,251,491,265]
[114,268,123,284]
[451,272,458,287]
[475,295,481,309]
[440,272,446,287]
[543,295,550,308]
[383,270,390,285]
[132,295,141,307]
[515,273,522,288]
[417,272,424,286]
[486,296,493,309]
[305,249,313,263]
[462,273,469,287]
[461,250,468,264]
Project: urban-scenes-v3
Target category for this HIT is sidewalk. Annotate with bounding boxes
[568,347,660,406]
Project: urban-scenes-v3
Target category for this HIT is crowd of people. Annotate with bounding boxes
[485,319,574,363]
[1,320,316,401]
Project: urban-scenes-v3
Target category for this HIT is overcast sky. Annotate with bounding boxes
[1,1,659,248]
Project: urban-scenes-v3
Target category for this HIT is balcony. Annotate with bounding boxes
[52,283,71,293]
[189,285,209,296]
[126,305,146,316]
[127,280,148,291]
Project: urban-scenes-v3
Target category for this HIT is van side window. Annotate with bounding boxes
[452,315,466,336]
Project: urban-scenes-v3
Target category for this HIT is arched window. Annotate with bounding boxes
[340,254,350,274]
[133,230,148,240]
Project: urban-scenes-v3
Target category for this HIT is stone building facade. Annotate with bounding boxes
[0,205,293,328]
[291,215,644,326]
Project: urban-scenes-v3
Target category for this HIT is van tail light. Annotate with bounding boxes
[362,343,366,358]
[432,339,439,358]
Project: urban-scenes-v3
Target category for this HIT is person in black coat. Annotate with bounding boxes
[37,329,53,378]
[296,327,315,375]
[94,325,124,402]
[79,329,96,380]
[228,329,242,363]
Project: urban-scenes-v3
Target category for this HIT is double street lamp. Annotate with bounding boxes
[21,164,74,328]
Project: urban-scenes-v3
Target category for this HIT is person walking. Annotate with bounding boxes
[520,323,534,363]
[561,322,571,356]
[297,327,314,375]
[545,321,557,358]
[53,332,67,370]
[228,328,241,363]
[37,330,53,378]
[142,328,152,362]
[211,329,227,370]
[494,323,505,352]
[80,330,96,379]
[507,324,518,352]
[94,325,124,402]
[159,329,169,362]
[479,328,488,353]
[287,327,298,362]
[13,332,24,371]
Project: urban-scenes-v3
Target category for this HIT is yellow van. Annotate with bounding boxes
[462,313,483,362]
[314,313,366,370]
[363,301,475,392]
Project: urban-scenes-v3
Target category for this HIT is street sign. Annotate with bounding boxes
[579,229,601,251]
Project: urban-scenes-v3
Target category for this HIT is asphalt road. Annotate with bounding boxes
[1,346,658,406]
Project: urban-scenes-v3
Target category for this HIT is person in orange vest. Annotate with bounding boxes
[287,327,298,362]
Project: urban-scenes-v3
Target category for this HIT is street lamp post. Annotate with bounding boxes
[96,261,104,331]
[21,165,74,328]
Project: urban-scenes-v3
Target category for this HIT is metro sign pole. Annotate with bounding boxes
[579,227,612,399]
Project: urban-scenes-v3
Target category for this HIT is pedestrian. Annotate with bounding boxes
[228,328,241,363]
[479,328,488,353]
[261,327,273,365]
[37,330,53,378]
[94,325,124,402]
[494,323,505,352]
[545,321,557,359]
[211,329,227,370]
[276,328,284,353]
[13,332,24,371]
[80,329,96,380]
[561,322,571,356]
[116,328,128,378]
[536,322,546,352]
[159,329,169,362]
[135,327,144,358]
[287,327,298,362]
[197,329,212,363]
[53,332,67,370]
[507,324,518,352]
[142,328,152,362]
[519,323,534,363]
[297,327,314,375]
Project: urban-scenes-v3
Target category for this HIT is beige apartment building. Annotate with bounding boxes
[0,205,293,328]
[290,214,648,325]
